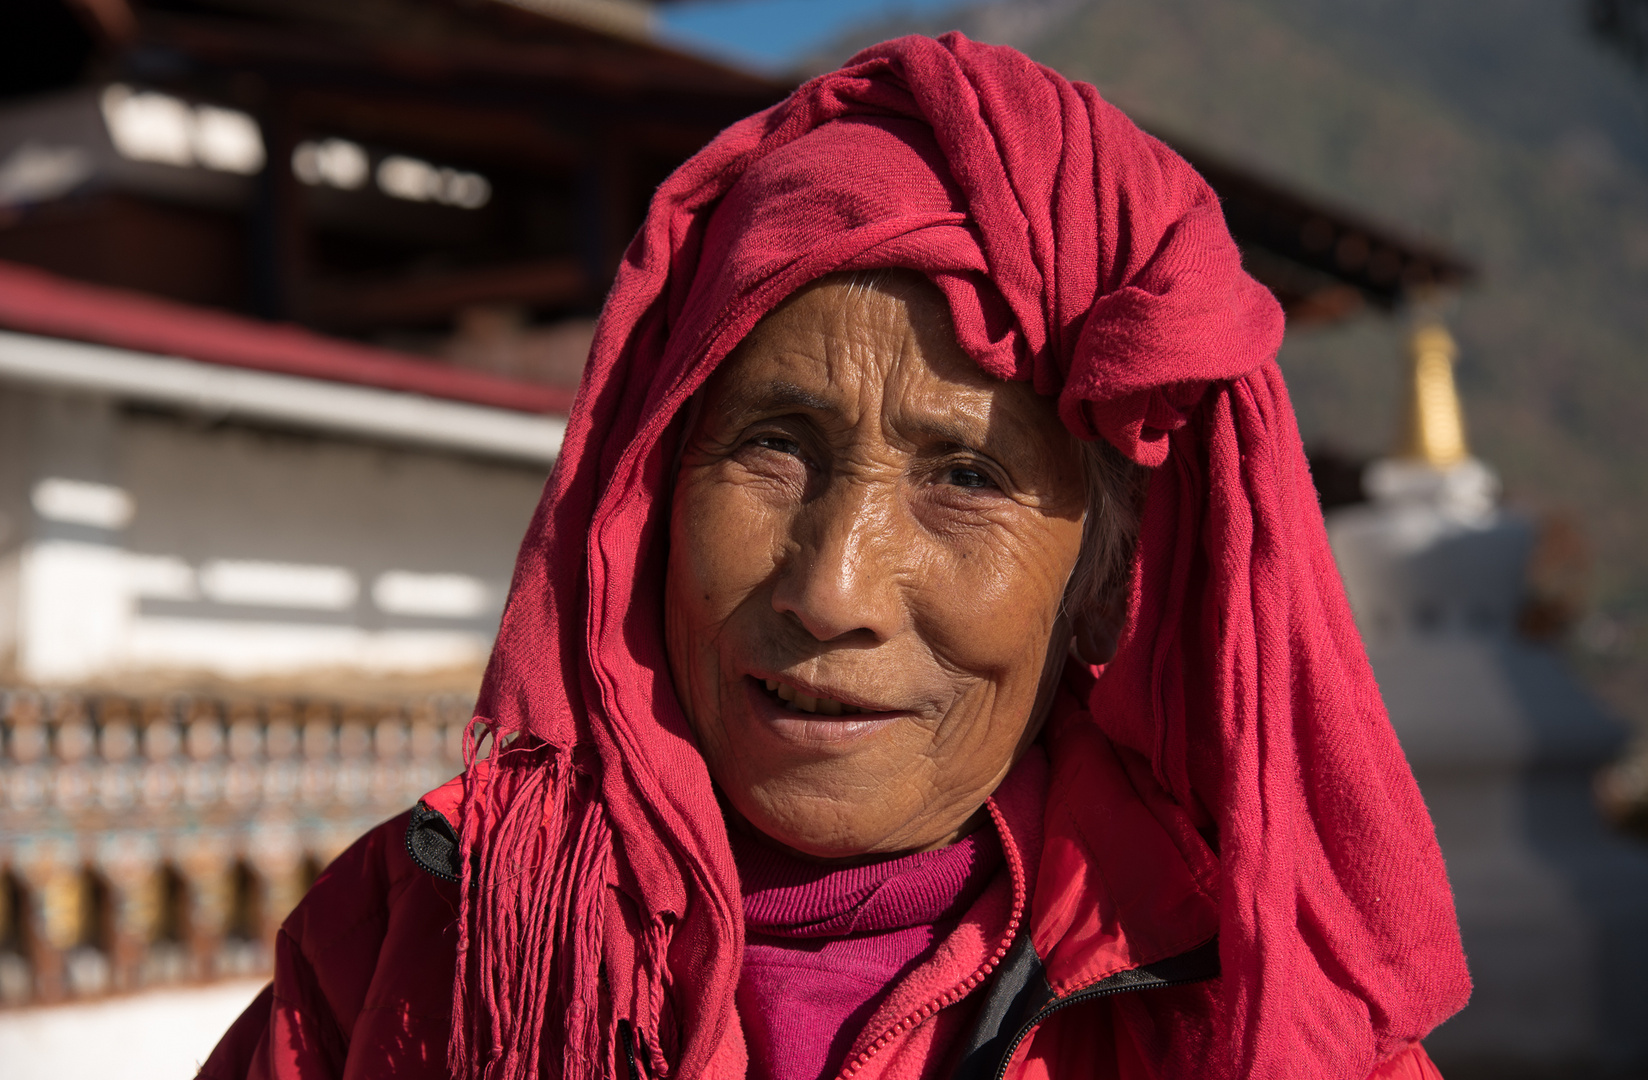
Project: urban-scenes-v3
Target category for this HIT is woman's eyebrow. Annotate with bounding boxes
[911,421,991,453]
[722,380,1033,461]
[722,380,837,416]
[902,399,1014,457]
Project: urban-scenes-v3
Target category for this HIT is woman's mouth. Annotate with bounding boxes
[763,678,863,716]
[747,676,901,747]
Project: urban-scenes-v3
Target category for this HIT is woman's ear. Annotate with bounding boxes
[1069,592,1127,667]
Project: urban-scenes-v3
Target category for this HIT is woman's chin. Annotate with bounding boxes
[732,795,969,862]
[729,802,902,862]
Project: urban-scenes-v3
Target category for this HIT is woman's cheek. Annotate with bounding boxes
[919,518,1076,669]
[684,472,787,623]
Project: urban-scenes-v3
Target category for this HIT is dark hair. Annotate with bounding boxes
[1064,438,1147,630]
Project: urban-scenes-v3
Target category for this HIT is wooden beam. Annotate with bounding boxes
[139,10,787,104]
[304,257,589,327]
[1164,136,1474,310]
[281,87,585,174]
[249,96,307,321]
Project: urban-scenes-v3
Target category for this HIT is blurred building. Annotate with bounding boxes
[0,0,1525,1046]
[0,264,564,1008]
[0,0,786,378]
[0,262,568,688]
[1328,327,1648,1076]
[0,0,785,1020]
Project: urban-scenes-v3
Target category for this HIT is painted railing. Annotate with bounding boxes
[0,687,470,1006]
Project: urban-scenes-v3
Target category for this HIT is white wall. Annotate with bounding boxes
[0,382,548,686]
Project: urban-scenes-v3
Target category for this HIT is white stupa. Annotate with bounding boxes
[1326,323,1648,1076]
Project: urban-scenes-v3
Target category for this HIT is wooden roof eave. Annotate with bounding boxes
[1159,135,1475,316]
[132,8,788,107]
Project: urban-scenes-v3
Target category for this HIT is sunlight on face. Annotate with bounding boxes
[664,271,1087,859]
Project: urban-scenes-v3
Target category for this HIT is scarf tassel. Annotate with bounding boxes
[450,721,614,1080]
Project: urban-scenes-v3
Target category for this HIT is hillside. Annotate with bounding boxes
[811,0,1648,731]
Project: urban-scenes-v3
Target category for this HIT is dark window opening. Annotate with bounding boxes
[155,864,190,944]
[226,861,262,942]
[0,0,96,102]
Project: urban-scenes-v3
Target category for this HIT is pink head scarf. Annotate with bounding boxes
[451,32,1469,1080]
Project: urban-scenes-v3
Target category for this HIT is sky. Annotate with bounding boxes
[655,0,971,72]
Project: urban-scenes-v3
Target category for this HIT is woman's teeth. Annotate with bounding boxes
[764,679,861,716]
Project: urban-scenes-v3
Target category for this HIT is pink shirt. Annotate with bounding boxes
[733,822,1003,1080]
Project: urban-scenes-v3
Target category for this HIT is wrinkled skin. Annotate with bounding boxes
[664,271,1088,860]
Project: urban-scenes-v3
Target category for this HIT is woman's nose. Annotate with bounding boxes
[770,482,906,644]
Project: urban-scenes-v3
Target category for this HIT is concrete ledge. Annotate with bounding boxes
[0,330,566,464]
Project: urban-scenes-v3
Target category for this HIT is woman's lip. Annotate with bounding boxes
[741,676,906,745]
[752,673,890,716]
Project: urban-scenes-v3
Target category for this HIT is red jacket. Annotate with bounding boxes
[201,692,1444,1080]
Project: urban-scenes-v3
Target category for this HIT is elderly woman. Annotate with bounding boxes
[204,34,1468,1080]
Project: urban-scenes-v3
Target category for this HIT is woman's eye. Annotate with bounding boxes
[752,434,803,457]
[944,466,995,489]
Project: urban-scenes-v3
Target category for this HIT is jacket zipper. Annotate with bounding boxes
[988,967,1215,1080]
[618,1018,646,1080]
[837,799,1027,1080]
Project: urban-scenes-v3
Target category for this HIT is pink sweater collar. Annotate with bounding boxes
[733,824,1002,940]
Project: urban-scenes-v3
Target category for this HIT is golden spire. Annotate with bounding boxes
[1399,321,1469,467]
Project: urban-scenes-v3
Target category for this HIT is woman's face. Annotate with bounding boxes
[665,272,1087,859]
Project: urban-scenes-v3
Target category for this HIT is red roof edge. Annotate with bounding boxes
[0,260,577,415]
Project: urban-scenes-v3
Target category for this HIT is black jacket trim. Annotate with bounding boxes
[406,800,462,882]
[952,933,1055,1080]
[952,935,1221,1080]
